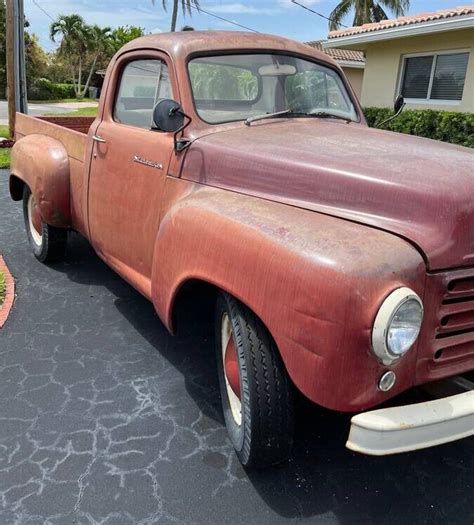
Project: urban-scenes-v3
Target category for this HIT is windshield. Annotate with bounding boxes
[188,53,358,124]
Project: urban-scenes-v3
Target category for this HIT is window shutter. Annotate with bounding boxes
[401,56,433,99]
[430,53,469,101]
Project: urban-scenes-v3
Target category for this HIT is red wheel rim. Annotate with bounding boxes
[224,336,241,399]
[221,312,242,425]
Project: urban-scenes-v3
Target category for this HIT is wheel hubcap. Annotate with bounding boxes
[221,313,242,426]
[27,194,43,246]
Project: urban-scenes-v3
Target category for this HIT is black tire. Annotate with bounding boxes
[215,292,294,467]
[22,186,67,263]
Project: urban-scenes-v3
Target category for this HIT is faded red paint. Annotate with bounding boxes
[9,32,474,412]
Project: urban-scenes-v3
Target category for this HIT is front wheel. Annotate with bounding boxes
[23,186,67,263]
[216,292,294,467]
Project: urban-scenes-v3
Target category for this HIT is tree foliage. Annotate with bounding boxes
[152,0,200,32]
[0,0,48,98]
[49,14,113,98]
[25,33,48,92]
[329,0,409,31]
[109,26,145,54]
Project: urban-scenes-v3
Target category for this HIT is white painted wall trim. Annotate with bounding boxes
[324,14,474,48]
[337,60,366,69]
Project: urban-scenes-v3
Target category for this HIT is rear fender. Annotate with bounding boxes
[10,134,71,228]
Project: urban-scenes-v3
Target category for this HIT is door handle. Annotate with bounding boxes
[92,134,106,144]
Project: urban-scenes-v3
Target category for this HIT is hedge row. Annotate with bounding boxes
[364,107,474,148]
[28,78,76,101]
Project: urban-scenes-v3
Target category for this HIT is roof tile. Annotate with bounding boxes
[328,5,474,39]
[306,40,365,62]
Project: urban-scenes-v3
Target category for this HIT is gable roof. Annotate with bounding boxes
[306,40,365,63]
[328,5,474,40]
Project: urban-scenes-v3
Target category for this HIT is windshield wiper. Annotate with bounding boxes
[245,109,293,126]
[306,111,352,123]
[245,109,352,126]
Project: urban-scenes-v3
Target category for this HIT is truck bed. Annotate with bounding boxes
[14,113,95,235]
[15,113,93,160]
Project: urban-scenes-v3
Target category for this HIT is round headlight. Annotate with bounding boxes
[372,287,423,365]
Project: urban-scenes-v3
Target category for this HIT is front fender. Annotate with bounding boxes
[10,134,71,228]
[151,182,426,411]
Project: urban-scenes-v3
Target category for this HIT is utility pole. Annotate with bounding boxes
[6,0,27,138]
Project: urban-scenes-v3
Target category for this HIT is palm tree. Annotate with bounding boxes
[328,0,409,31]
[50,14,89,97]
[152,1,200,32]
[81,25,112,98]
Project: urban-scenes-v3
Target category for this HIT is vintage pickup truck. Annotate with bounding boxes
[10,32,474,467]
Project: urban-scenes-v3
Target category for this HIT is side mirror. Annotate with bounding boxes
[153,99,185,132]
[394,95,404,114]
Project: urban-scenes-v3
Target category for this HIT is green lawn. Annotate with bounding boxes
[0,125,9,138]
[45,106,98,117]
[0,149,10,169]
[0,126,11,169]
[0,271,5,306]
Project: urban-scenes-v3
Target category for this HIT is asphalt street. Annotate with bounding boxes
[0,169,473,524]
[0,101,97,125]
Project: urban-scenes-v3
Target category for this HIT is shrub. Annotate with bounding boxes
[28,78,76,101]
[363,107,474,148]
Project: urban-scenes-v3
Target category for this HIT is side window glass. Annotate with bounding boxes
[114,59,172,129]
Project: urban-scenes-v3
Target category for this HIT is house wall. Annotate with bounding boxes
[360,28,474,112]
[342,66,364,100]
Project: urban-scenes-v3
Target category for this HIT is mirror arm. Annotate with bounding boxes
[171,108,192,152]
[375,100,406,129]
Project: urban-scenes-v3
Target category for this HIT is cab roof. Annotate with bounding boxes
[120,31,337,67]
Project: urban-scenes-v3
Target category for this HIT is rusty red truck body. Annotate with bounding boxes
[10,32,474,466]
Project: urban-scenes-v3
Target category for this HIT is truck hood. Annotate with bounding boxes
[182,119,474,270]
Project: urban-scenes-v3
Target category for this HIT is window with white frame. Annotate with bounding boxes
[400,51,470,102]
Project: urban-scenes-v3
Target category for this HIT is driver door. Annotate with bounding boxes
[88,53,176,296]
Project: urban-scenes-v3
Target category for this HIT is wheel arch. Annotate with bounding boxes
[169,277,279,345]
[9,174,25,201]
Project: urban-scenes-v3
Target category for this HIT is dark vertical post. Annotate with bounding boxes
[6,0,16,137]
[15,0,28,114]
[6,0,27,138]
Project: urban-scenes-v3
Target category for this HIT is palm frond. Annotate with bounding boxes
[328,0,354,31]
[379,0,409,17]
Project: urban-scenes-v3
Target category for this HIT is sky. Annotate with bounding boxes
[25,0,464,52]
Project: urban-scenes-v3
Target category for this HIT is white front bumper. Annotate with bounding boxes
[346,390,474,455]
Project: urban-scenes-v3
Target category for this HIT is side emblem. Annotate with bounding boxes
[133,155,163,170]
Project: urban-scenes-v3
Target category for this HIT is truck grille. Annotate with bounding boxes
[416,269,474,384]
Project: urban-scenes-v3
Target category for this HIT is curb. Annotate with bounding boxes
[0,255,15,328]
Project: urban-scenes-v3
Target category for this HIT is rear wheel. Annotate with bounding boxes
[23,186,67,263]
[216,292,294,467]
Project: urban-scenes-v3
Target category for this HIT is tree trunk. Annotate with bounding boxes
[71,66,78,97]
[77,57,83,99]
[170,0,178,32]
[81,54,98,98]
